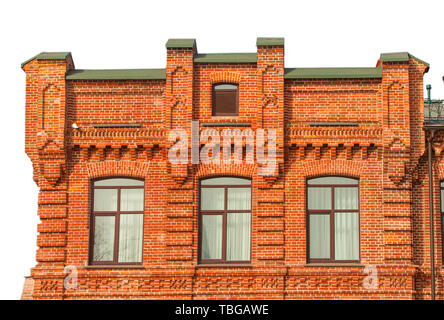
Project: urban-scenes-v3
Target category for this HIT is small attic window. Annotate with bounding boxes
[212,84,239,116]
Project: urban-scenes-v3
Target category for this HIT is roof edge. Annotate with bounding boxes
[166,38,196,49]
[21,52,72,69]
[284,67,383,79]
[256,37,285,46]
[66,69,166,80]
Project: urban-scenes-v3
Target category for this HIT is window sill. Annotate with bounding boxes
[197,264,253,268]
[85,265,145,269]
[202,121,250,127]
[304,263,363,267]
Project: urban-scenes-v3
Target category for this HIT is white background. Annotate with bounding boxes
[0,0,443,300]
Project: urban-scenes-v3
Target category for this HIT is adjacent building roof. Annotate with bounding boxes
[66,69,166,80]
[284,67,383,79]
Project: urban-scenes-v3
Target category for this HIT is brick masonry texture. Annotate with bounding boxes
[20,38,440,300]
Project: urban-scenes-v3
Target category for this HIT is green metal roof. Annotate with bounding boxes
[21,52,72,68]
[166,38,196,49]
[66,69,166,80]
[194,53,257,63]
[380,52,429,68]
[256,37,284,46]
[284,67,383,79]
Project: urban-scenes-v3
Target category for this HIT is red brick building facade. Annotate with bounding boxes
[20,38,441,299]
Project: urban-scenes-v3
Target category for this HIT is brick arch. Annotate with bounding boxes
[209,71,242,85]
[195,163,256,181]
[301,160,363,180]
[86,161,152,180]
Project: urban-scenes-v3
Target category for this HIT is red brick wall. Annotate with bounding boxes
[21,40,435,299]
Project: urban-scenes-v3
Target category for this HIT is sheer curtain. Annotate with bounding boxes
[120,189,144,211]
[201,188,224,210]
[308,187,331,210]
[94,189,117,211]
[228,188,251,210]
[201,215,222,259]
[94,216,115,261]
[226,212,250,260]
[334,212,359,260]
[309,214,330,259]
[118,214,143,263]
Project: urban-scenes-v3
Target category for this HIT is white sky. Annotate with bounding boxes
[0,0,443,299]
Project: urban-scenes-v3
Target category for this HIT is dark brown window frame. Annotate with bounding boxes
[440,181,444,264]
[198,177,252,264]
[306,176,361,264]
[212,83,239,116]
[89,177,145,266]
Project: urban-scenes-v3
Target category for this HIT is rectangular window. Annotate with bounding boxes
[200,177,251,263]
[307,176,360,263]
[212,84,239,116]
[90,178,145,265]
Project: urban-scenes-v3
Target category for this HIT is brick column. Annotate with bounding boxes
[380,53,413,264]
[255,38,285,264]
[164,39,196,264]
[22,52,75,298]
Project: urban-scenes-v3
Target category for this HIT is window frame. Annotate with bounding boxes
[212,83,239,116]
[306,176,361,264]
[89,177,145,266]
[198,176,252,264]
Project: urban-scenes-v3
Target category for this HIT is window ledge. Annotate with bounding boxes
[85,265,145,269]
[304,263,363,267]
[202,121,251,127]
[197,264,253,268]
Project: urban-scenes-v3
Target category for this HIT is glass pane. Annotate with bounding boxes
[308,187,331,210]
[215,84,238,90]
[334,187,358,210]
[334,212,359,261]
[308,177,358,185]
[201,215,223,259]
[441,190,444,212]
[441,181,444,188]
[118,214,143,263]
[201,188,225,210]
[201,177,251,186]
[95,178,144,187]
[227,213,251,261]
[120,189,144,211]
[309,214,330,259]
[228,188,251,210]
[94,189,118,211]
[93,216,115,261]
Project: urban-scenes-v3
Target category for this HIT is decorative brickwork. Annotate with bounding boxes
[21,38,438,299]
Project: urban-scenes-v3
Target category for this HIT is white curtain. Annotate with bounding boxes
[118,214,143,263]
[120,189,144,211]
[201,188,224,210]
[228,188,251,210]
[93,216,115,261]
[94,189,117,211]
[201,215,223,259]
[309,214,330,259]
[334,212,359,260]
[335,187,358,210]
[226,212,251,260]
[308,187,331,210]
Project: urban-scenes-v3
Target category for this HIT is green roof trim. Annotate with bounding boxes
[284,67,383,79]
[166,38,196,49]
[66,69,166,80]
[21,52,71,68]
[256,37,284,46]
[381,52,430,68]
[194,53,257,63]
